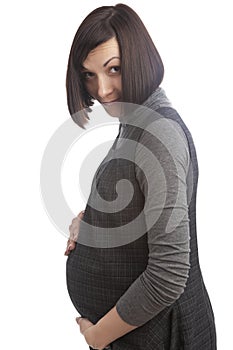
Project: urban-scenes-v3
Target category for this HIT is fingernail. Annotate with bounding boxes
[76,317,81,324]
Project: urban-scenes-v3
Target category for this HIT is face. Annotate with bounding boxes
[81,37,122,117]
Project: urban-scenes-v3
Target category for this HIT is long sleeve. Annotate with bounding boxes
[116,117,191,326]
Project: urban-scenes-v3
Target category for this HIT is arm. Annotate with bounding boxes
[84,117,191,348]
[83,306,138,349]
[115,117,191,325]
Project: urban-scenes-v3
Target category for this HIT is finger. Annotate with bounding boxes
[66,239,75,247]
[64,241,76,255]
[76,317,82,325]
[64,248,70,256]
[64,246,72,256]
[69,242,76,250]
[78,211,85,219]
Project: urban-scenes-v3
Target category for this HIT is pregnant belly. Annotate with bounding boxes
[66,237,148,324]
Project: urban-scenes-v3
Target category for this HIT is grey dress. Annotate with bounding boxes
[66,88,217,349]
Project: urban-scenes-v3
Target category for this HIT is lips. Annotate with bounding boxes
[102,98,121,104]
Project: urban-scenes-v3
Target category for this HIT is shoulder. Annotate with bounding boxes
[135,107,190,172]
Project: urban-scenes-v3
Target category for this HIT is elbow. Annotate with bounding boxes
[161,265,190,304]
[171,277,188,302]
[144,262,190,307]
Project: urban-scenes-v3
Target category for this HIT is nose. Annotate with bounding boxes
[97,76,114,100]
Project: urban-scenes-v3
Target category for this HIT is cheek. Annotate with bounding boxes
[116,76,122,92]
[84,81,97,97]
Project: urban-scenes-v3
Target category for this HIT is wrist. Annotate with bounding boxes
[84,324,107,349]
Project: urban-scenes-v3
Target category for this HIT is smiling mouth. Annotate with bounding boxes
[102,99,121,105]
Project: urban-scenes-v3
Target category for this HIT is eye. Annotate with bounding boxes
[81,71,95,80]
[109,66,121,74]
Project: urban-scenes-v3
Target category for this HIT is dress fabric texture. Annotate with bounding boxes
[66,88,217,349]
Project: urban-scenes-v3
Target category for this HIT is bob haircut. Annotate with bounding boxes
[66,3,164,128]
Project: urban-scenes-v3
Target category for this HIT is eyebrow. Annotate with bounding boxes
[103,56,120,67]
[81,56,120,71]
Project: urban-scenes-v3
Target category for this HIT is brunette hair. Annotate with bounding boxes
[66,3,164,128]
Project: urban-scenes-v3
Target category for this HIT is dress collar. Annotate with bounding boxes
[118,87,172,127]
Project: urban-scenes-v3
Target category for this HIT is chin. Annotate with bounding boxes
[102,102,124,118]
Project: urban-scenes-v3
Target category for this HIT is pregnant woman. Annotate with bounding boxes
[64,4,217,350]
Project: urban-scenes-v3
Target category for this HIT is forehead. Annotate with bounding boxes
[83,37,120,66]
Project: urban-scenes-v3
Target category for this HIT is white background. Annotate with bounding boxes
[1,0,232,349]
